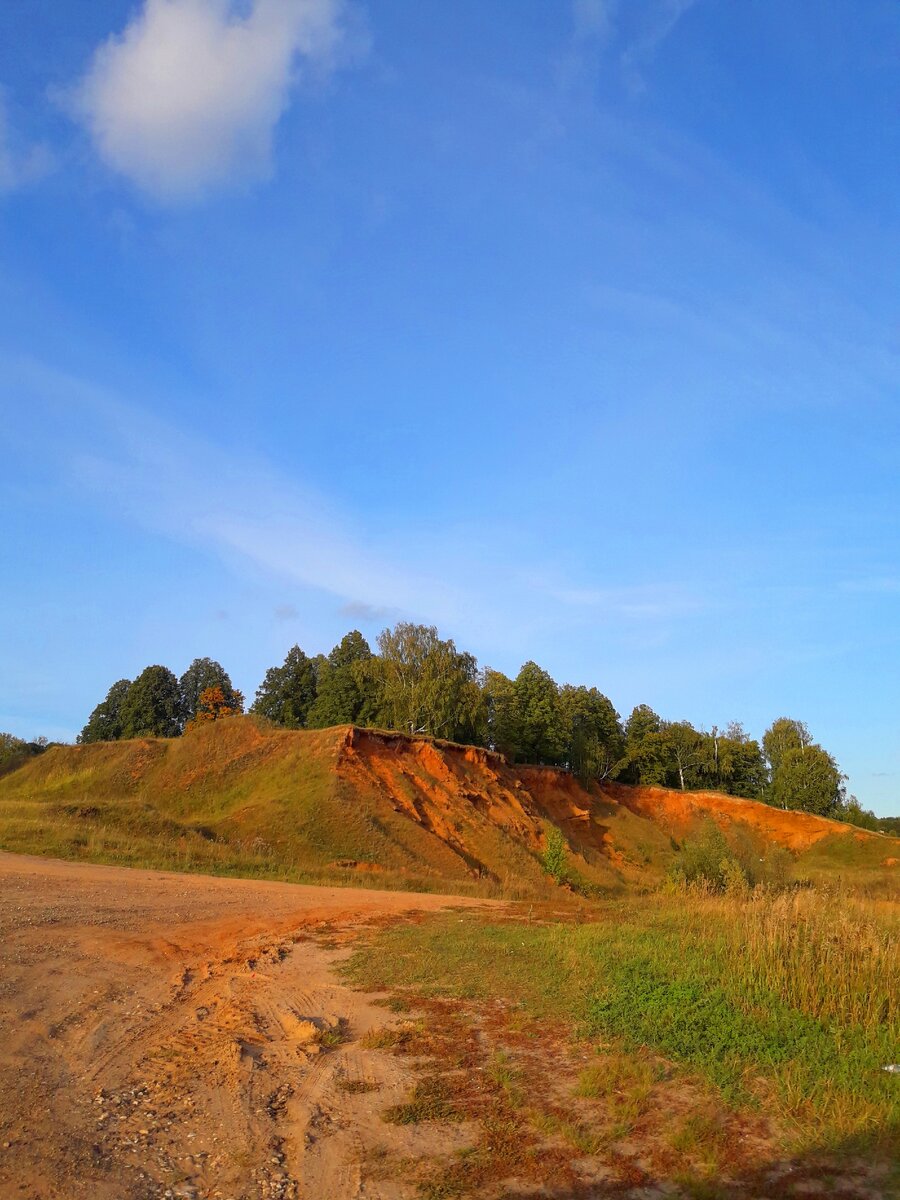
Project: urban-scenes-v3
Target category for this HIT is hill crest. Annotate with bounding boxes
[0,718,895,893]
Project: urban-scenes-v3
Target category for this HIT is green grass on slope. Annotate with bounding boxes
[0,721,558,898]
[345,891,900,1156]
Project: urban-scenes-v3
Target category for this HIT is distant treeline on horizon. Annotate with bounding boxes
[4,622,895,835]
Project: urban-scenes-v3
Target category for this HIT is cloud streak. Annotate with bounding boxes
[73,0,349,201]
[5,356,707,657]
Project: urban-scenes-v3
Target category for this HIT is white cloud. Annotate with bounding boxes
[0,94,53,193]
[73,0,348,201]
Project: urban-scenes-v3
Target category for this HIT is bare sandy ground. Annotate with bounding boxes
[0,853,491,1200]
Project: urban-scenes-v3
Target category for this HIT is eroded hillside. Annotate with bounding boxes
[0,717,895,892]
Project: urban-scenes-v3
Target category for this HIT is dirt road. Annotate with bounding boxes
[0,853,490,1200]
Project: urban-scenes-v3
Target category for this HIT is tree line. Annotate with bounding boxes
[72,621,888,828]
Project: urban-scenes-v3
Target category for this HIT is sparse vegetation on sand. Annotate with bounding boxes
[346,889,900,1157]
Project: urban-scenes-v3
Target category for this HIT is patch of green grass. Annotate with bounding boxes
[530,1108,606,1156]
[485,1050,525,1107]
[314,1023,346,1049]
[345,894,900,1154]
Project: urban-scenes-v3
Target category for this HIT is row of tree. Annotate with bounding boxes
[76,622,877,824]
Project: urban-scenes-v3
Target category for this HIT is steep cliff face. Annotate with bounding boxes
[0,719,895,891]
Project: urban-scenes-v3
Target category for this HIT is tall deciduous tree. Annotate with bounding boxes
[119,667,183,738]
[251,646,318,728]
[762,717,811,777]
[78,678,132,743]
[511,661,566,765]
[375,623,482,741]
[712,727,767,798]
[617,705,665,783]
[481,668,517,758]
[560,684,624,783]
[661,721,711,791]
[180,658,244,722]
[769,743,844,816]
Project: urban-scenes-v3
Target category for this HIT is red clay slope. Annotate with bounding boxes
[599,780,864,853]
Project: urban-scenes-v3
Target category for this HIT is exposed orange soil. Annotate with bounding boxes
[599,780,869,853]
[337,729,664,885]
[338,727,892,874]
[0,852,493,1200]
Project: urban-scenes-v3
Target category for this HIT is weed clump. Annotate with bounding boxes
[667,819,795,895]
[383,1076,463,1125]
[542,825,568,884]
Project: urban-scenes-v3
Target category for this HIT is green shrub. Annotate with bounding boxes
[674,820,733,891]
[542,825,567,883]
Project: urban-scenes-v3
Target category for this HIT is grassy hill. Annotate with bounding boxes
[0,716,896,895]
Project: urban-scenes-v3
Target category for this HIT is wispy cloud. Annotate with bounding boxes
[565,0,700,93]
[5,356,707,656]
[0,93,53,194]
[10,356,467,624]
[620,0,700,92]
[72,0,354,202]
[340,600,397,623]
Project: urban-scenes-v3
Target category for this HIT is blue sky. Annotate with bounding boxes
[1,1,898,814]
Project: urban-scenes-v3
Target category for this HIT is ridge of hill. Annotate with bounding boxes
[0,717,895,894]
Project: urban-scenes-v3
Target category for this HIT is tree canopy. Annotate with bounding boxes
[373,623,482,741]
[180,658,244,722]
[306,631,377,729]
[79,678,132,744]
[118,666,183,739]
[250,645,318,729]
[71,625,865,820]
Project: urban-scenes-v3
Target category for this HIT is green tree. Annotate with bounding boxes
[374,623,482,741]
[617,705,665,784]
[0,732,47,776]
[306,631,378,728]
[119,666,183,738]
[762,717,811,777]
[511,661,566,765]
[481,668,518,758]
[661,721,712,791]
[180,658,244,723]
[560,684,624,783]
[250,645,318,728]
[770,743,844,816]
[837,795,880,832]
[625,704,662,746]
[712,726,767,798]
[78,678,132,743]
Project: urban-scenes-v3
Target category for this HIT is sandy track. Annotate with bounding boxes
[0,853,490,1200]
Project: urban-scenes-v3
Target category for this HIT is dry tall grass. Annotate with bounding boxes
[724,887,898,1033]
